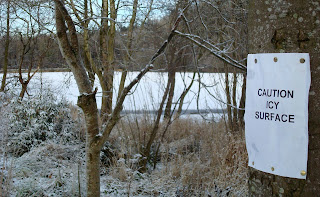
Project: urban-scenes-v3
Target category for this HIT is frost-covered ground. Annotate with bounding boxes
[1,141,247,196]
[1,137,248,197]
[0,73,247,196]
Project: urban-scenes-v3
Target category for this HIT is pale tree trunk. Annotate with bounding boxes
[248,0,320,196]
[53,1,100,196]
[104,0,116,115]
[100,0,114,118]
[1,0,10,92]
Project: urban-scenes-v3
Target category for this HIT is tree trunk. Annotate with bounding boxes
[1,0,10,92]
[54,1,101,196]
[19,83,28,99]
[238,73,246,128]
[100,0,114,118]
[85,148,100,196]
[176,72,196,117]
[54,1,184,194]
[164,65,176,119]
[248,0,320,196]
[232,71,238,130]
[82,0,95,87]
[78,92,100,197]
[224,63,233,131]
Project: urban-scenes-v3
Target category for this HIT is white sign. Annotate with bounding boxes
[245,53,310,179]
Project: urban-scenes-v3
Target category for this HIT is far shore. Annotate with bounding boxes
[0,68,71,73]
[0,67,244,74]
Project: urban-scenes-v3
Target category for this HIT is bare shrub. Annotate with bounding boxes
[5,91,84,157]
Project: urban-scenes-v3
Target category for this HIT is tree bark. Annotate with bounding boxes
[19,83,28,99]
[54,0,92,94]
[78,91,100,197]
[1,0,10,92]
[248,0,320,196]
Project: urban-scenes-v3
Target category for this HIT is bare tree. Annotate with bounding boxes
[16,32,38,99]
[53,0,185,195]
[13,0,54,98]
[173,0,248,129]
[163,0,186,119]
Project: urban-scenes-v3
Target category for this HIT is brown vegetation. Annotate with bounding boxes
[106,117,249,196]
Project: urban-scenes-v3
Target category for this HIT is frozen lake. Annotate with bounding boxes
[1,71,243,116]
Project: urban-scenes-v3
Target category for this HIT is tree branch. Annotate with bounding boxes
[96,6,190,149]
[174,30,246,70]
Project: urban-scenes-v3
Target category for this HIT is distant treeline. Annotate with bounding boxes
[0,31,232,73]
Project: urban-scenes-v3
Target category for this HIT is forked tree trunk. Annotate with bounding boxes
[54,1,185,195]
[248,0,320,195]
[53,1,101,196]
[19,83,28,99]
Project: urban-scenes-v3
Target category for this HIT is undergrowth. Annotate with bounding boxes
[5,91,85,157]
[108,117,249,196]
[0,90,248,196]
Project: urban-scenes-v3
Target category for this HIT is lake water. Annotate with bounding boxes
[1,71,243,119]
